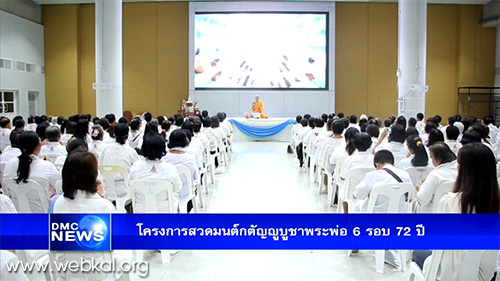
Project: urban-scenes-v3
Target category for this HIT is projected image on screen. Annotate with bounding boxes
[194,13,327,89]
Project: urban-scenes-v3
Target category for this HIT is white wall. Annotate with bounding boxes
[189,2,335,118]
[0,10,45,119]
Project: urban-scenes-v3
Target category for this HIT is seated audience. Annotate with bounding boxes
[416,142,457,213]
[426,128,444,147]
[129,134,182,212]
[354,149,412,213]
[3,131,60,206]
[128,117,143,149]
[0,117,12,152]
[413,142,499,280]
[99,123,140,197]
[0,130,22,165]
[399,135,428,170]
[89,125,107,159]
[340,132,373,180]
[39,126,67,160]
[445,125,462,156]
[162,130,199,212]
[375,124,408,166]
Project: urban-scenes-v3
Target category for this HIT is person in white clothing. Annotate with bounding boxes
[415,113,425,135]
[340,133,373,180]
[354,150,412,213]
[0,117,12,152]
[128,117,143,150]
[445,126,462,156]
[89,125,107,160]
[416,142,457,213]
[375,125,408,166]
[413,143,499,281]
[1,250,29,281]
[399,135,429,170]
[0,194,17,213]
[3,131,60,210]
[0,130,21,165]
[295,118,311,167]
[99,123,140,198]
[193,119,210,164]
[129,134,182,213]
[39,126,67,160]
[162,130,199,213]
[329,127,359,172]
[319,120,345,174]
[51,151,132,281]
[482,115,498,141]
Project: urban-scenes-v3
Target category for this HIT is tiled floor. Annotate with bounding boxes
[131,141,407,281]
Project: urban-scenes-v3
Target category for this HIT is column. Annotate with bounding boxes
[94,0,123,118]
[397,0,428,119]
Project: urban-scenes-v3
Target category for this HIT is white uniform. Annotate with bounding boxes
[417,161,458,213]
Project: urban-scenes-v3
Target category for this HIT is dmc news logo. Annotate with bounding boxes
[50,214,111,251]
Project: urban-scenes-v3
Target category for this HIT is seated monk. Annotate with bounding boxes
[251,95,268,119]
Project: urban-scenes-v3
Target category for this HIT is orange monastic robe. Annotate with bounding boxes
[252,100,268,118]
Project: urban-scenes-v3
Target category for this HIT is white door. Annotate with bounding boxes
[28,91,39,116]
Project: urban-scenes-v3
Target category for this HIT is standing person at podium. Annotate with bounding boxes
[251,95,268,119]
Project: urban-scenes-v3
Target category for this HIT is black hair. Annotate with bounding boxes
[424,122,437,134]
[157,116,165,126]
[448,116,456,126]
[175,116,184,127]
[374,150,394,166]
[211,116,220,128]
[36,122,50,141]
[300,119,308,127]
[407,135,428,167]
[405,127,419,139]
[337,112,344,119]
[345,127,359,155]
[203,117,212,128]
[366,124,379,138]
[181,121,194,135]
[446,126,460,141]
[144,112,153,123]
[141,134,166,160]
[295,115,303,123]
[9,130,22,148]
[388,125,405,144]
[0,117,11,128]
[15,131,40,184]
[349,114,357,124]
[118,117,128,124]
[427,129,444,147]
[429,142,456,165]
[66,138,88,153]
[308,117,316,129]
[408,117,417,128]
[193,120,202,133]
[353,133,372,152]
[384,118,392,128]
[130,118,141,131]
[396,116,407,130]
[416,113,424,121]
[62,151,98,200]
[114,123,129,145]
[454,143,500,213]
[168,129,189,149]
[460,131,482,145]
[74,119,89,140]
[104,113,116,124]
[201,110,209,118]
[314,118,324,128]
[14,119,25,130]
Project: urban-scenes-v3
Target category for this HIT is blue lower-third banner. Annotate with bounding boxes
[0,214,499,250]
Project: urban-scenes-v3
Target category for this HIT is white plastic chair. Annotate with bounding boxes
[2,178,49,213]
[130,179,176,264]
[365,182,415,274]
[404,166,434,187]
[431,181,455,213]
[98,165,131,213]
[337,166,375,213]
[407,250,497,281]
[175,165,199,213]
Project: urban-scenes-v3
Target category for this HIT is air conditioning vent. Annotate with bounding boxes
[16,61,26,71]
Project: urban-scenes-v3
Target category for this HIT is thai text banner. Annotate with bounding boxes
[1,214,499,250]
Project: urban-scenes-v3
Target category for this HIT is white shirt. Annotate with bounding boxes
[425,192,498,281]
[375,142,408,165]
[354,165,412,213]
[417,160,458,213]
[89,140,107,160]
[1,250,29,281]
[53,190,116,213]
[445,140,462,156]
[0,146,21,164]
[0,128,11,152]
[129,159,182,213]
[416,121,425,135]
[488,123,498,140]
[128,130,143,149]
[99,143,140,197]
[317,137,344,170]
[39,142,67,159]
[340,151,374,180]
[3,155,60,210]
[0,194,17,213]
[398,155,414,171]
[60,133,73,146]
[162,151,199,198]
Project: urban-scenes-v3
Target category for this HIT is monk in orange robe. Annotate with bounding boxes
[251,95,268,119]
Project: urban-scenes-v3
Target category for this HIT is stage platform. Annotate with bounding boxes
[228,117,296,142]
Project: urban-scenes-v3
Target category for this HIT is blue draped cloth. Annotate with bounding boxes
[229,118,296,139]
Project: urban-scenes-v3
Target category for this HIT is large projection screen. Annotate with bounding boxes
[189,2,335,118]
[194,12,328,90]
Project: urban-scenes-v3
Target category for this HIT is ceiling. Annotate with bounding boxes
[32,0,491,6]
